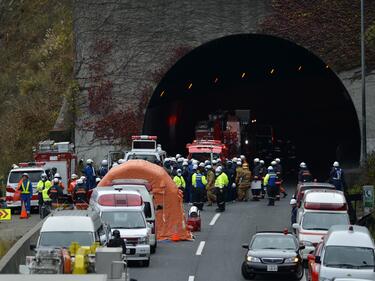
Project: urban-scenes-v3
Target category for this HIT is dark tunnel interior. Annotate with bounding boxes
[143,34,360,179]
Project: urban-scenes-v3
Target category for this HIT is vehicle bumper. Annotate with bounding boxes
[5,200,39,208]
[243,261,302,275]
[125,245,150,261]
[301,246,316,260]
[149,234,156,247]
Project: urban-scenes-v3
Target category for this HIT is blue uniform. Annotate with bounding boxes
[99,166,108,178]
[84,164,96,189]
[329,167,345,191]
[19,179,32,213]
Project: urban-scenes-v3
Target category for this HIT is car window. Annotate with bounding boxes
[191,153,220,162]
[102,211,146,229]
[323,246,375,268]
[251,235,297,250]
[128,154,158,163]
[9,170,44,183]
[302,212,349,231]
[39,231,94,247]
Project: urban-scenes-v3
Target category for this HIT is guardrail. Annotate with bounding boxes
[0,219,44,273]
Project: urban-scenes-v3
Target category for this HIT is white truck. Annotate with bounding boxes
[124,135,166,165]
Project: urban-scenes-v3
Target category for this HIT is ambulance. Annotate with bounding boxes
[124,136,166,164]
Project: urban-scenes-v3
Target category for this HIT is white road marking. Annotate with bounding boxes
[209,213,221,226]
[188,276,195,281]
[195,241,206,255]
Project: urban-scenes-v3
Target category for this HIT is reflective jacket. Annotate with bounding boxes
[192,173,207,189]
[263,172,277,187]
[19,180,32,194]
[36,180,52,193]
[215,172,229,189]
[206,170,215,190]
[173,175,186,189]
[239,169,252,188]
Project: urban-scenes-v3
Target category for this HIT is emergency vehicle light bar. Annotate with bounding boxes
[304,202,348,211]
[132,135,157,140]
[98,194,143,207]
[18,162,46,167]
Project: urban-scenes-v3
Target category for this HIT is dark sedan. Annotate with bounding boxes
[241,231,304,280]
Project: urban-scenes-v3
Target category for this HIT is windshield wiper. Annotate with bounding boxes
[260,247,278,249]
[325,263,356,268]
[305,227,328,231]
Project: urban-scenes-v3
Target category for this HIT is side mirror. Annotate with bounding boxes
[307,254,315,262]
[315,256,321,264]
[299,245,305,250]
[29,244,36,251]
[292,223,300,230]
[156,205,163,210]
[242,244,249,249]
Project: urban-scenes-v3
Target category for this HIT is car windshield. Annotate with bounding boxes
[39,232,94,248]
[301,185,333,191]
[251,235,297,250]
[9,170,44,184]
[102,211,146,229]
[128,154,158,163]
[302,212,349,230]
[324,246,375,268]
[191,153,220,162]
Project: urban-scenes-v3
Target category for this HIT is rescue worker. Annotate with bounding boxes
[225,160,236,202]
[73,178,89,205]
[107,229,126,254]
[235,160,243,187]
[99,160,109,178]
[240,155,247,164]
[329,161,346,191]
[17,173,32,216]
[215,166,229,212]
[251,158,262,201]
[41,180,52,218]
[68,174,79,195]
[237,163,252,201]
[259,160,266,199]
[274,158,287,198]
[84,159,97,189]
[182,160,190,202]
[173,169,186,192]
[290,198,298,225]
[263,166,278,206]
[192,166,207,210]
[298,162,313,183]
[36,173,52,211]
[205,165,216,206]
[48,178,64,207]
[54,173,65,190]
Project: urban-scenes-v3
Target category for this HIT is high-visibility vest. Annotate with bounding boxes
[215,173,228,189]
[173,176,186,188]
[21,181,31,194]
[37,180,52,192]
[192,173,207,188]
[42,186,52,202]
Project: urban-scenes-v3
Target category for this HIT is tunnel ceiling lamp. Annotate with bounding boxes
[188,82,193,90]
[298,65,302,71]
[160,90,165,97]
[251,119,257,123]
[269,68,275,75]
[241,72,246,78]
[214,77,219,83]
[325,65,329,69]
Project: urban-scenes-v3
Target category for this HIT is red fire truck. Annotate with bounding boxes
[186,139,228,162]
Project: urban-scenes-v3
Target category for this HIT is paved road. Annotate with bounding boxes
[0,212,41,241]
[130,185,307,281]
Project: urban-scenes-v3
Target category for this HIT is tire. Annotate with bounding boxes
[151,240,157,254]
[142,258,150,267]
[294,264,304,280]
[241,262,255,280]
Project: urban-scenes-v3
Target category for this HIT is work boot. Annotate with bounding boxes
[283,192,288,198]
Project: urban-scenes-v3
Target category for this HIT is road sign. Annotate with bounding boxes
[0,208,11,220]
[363,185,374,214]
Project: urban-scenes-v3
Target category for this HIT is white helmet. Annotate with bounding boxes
[177,158,184,163]
[333,161,339,167]
[236,160,242,165]
[217,158,221,163]
[232,157,238,162]
[193,164,198,170]
[240,155,246,160]
[170,157,176,162]
[177,169,182,175]
[300,162,307,168]
[260,160,265,165]
[164,158,170,163]
[204,160,210,165]
[54,173,61,179]
[267,166,273,171]
[189,206,199,217]
[271,161,277,166]
[101,159,108,166]
[71,173,78,179]
[254,158,260,163]
[176,154,181,159]
[290,199,297,205]
[76,178,84,185]
[86,159,93,164]
[206,165,212,170]
[118,159,126,164]
[199,162,205,168]
[275,158,281,163]
[212,160,218,165]
[80,176,86,181]
[192,159,199,165]
[53,178,59,184]
[41,173,48,179]
[215,166,222,173]
[182,161,189,166]
[96,177,101,183]
[112,162,119,168]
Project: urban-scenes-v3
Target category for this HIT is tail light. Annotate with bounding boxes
[304,202,348,211]
[6,186,15,193]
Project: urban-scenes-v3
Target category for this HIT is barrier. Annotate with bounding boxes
[0,219,45,273]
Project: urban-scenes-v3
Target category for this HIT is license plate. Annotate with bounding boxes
[267,265,278,272]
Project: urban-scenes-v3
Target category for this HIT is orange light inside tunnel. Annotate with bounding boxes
[188,83,193,89]
[168,115,177,126]
[160,90,165,97]
[270,68,275,75]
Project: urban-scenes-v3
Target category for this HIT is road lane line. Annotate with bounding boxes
[188,276,195,281]
[209,213,221,226]
[196,241,206,255]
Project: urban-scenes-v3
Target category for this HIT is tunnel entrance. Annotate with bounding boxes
[144,34,360,178]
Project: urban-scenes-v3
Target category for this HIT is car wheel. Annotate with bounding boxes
[241,262,255,280]
[142,258,150,267]
[151,240,157,254]
[294,264,304,280]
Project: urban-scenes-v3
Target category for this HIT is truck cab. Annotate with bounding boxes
[124,135,166,165]
[186,139,228,162]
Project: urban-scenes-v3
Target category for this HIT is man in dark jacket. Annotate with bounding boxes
[107,230,126,254]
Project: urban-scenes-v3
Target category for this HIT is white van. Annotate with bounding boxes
[37,209,109,248]
[124,135,166,164]
[6,164,45,209]
[316,225,375,280]
[110,180,157,253]
[293,189,350,260]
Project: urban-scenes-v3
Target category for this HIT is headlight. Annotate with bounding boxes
[300,240,313,247]
[285,256,299,263]
[246,256,261,262]
[138,236,149,244]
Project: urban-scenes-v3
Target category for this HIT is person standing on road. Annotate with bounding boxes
[237,163,252,201]
[84,159,97,189]
[99,159,109,178]
[73,178,89,205]
[108,230,127,254]
[329,161,346,191]
[36,173,52,211]
[251,158,262,201]
[263,166,278,206]
[17,173,33,216]
[290,198,298,225]
[173,169,186,192]
[235,160,243,187]
[48,178,64,207]
[259,160,266,199]
[68,174,79,195]
[215,166,229,212]
[298,162,313,183]
[205,165,216,206]
[192,166,207,210]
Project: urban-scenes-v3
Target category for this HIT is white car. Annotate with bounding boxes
[293,189,349,259]
[6,164,45,209]
[317,225,375,281]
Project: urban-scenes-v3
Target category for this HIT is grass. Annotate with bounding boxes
[0,239,15,259]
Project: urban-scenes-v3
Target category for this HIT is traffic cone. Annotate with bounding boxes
[171,233,180,242]
[20,202,28,219]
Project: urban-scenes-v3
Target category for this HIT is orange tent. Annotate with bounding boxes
[98,160,192,241]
